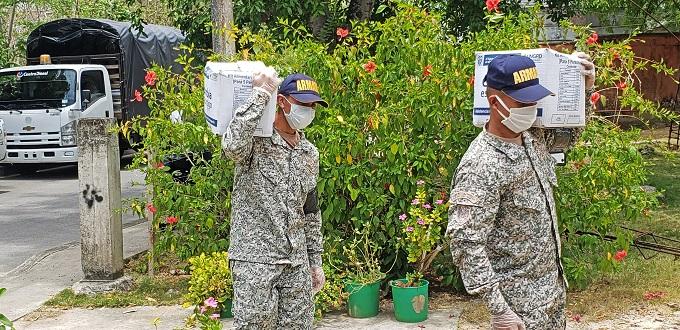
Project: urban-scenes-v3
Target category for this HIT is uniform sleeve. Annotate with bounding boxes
[446,171,510,315]
[221,89,271,163]
[303,188,323,267]
[529,87,595,152]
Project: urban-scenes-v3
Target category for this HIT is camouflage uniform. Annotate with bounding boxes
[222,89,322,329]
[446,128,567,329]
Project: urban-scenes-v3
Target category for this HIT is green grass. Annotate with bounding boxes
[45,275,188,308]
[45,253,189,309]
[642,153,680,239]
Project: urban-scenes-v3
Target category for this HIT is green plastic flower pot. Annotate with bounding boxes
[390,279,429,323]
[220,299,233,319]
[344,280,382,318]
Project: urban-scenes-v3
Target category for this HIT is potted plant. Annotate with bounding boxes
[342,227,386,318]
[184,252,234,321]
[391,180,449,323]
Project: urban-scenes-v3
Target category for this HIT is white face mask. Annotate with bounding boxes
[282,97,315,130]
[492,95,538,133]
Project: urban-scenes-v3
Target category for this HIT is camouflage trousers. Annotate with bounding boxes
[502,272,567,330]
[230,260,314,330]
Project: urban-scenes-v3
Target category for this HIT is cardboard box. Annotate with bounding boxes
[473,48,586,128]
[204,61,277,137]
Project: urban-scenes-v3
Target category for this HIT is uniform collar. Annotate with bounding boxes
[481,126,532,161]
[271,129,314,152]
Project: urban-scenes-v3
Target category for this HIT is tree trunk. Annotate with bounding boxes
[347,0,375,21]
[309,15,327,40]
[7,2,17,47]
[211,0,236,56]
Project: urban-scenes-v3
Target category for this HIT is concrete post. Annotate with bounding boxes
[73,118,131,294]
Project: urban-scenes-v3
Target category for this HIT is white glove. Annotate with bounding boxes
[573,51,596,89]
[252,66,281,94]
[310,266,326,295]
[491,308,526,330]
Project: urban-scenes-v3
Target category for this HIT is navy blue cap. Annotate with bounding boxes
[483,54,554,103]
[278,73,328,107]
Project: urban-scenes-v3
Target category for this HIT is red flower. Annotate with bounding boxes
[154,162,165,169]
[166,216,178,225]
[485,0,501,12]
[468,75,475,86]
[133,90,143,102]
[146,203,157,214]
[145,70,157,86]
[336,27,349,39]
[586,32,598,45]
[590,91,601,104]
[616,81,627,90]
[363,61,377,73]
[612,51,620,60]
[423,65,433,77]
[613,249,627,262]
[643,291,666,300]
[572,314,582,322]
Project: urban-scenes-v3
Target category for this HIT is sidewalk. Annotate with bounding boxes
[15,305,462,329]
[0,221,149,321]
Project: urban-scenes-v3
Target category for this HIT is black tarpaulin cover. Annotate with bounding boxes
[26,18,185,119]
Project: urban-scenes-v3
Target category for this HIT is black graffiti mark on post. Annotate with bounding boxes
[82,184,105,208]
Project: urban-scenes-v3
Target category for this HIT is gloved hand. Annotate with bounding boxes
[310,266,326,295]
[252,66,281,95]
[491,308,526,330]
[573,51,596,89]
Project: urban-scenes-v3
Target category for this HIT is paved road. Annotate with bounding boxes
[0,160,145,275]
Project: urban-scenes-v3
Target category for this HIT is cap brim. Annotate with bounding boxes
[503,84,554,103]
[290,93,328,107]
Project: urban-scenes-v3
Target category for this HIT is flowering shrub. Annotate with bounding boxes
[126,3,675,311]
[184,252,233,319]
[398,181,449,283]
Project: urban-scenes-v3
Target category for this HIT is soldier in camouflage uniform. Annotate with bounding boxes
[222,69,328,329]
[447,53,596,330]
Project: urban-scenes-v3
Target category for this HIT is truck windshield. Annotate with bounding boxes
[0,69,77,110]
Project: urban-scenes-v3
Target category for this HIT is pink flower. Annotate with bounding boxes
[146,203,157,214]
[572,314,582,322]
[435,199,444,205]
[411,199,420,205]
[406,226,414,232]
[204,297,218,308]
[417,218,425,225]
[210,313,220,320]
[399,213,407,221]
[586,32,598,45]
[200,306,207,314]
[417,180,425,185]
[423,204,432,210]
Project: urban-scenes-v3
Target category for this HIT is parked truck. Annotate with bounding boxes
[0,19,184,174]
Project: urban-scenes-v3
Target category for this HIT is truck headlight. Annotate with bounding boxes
[61,135,76,146]
[61,121,77,146]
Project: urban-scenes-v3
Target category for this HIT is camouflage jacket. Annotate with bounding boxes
[446,129,565,316]
[222,90,323,267]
